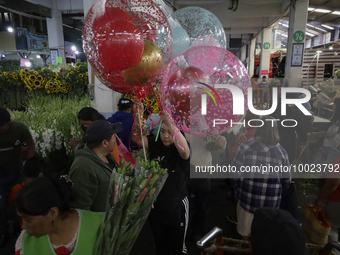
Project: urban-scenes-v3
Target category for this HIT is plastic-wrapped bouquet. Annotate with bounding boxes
[94,157,168,255]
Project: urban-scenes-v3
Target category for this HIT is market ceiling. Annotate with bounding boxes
[1,0,340,40]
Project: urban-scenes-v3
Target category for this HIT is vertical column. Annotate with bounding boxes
[284,0,309,87]
[335,30,340,42]
[83,0,116,115]
[259,27,272,79]
[46,0,66,65]
[248,38,256,77]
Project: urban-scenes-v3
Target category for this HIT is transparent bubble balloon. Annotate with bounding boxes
[160,46,251,137]
[170,6,226,49]
[83,0,173,94]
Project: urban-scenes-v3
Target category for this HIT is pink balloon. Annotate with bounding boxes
[160,45,251,137]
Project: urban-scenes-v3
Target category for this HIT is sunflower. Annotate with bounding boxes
[34,80,41,86]
[9,74,13,78]
[70,71,74,74]
[37,76,43,81]
[3,72,8,75]
[53,88,57,92]
[29,75,36,80]
[45,84,48,89]
[63,89,68,94]
[24,68,29,72]
[46,90,50,94]
[52,75,56,79]
[79,74,83,78]
[13,76,18,79]
[26,85,32,91]
[7,79,10,82]
[18,83,21,86]
[32,85,37,90]
[54,82,58,86]
[34,71,38,75]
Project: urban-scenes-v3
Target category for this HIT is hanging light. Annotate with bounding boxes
[7,27,13,33]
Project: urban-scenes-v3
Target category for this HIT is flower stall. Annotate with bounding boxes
[0,62,89,109]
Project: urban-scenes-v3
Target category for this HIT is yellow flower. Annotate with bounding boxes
[32,85,37,90]
[70,71,74,74]
[13,76,18,79]
[45,85,48,89]
[54,82,58,86]
[7,79,10,82]
[18,83,21,86]
[34,80,41,86]
[79,74,83,78]
[37,76,43,81]
[52,75,56,79]
[24,68,29,72]
[53,88,57,92]
[29,75,36,80]
[9,74,13,78]
[41,68,45,72]
[3,72,8,75]
[34,71,38,75]
[26,85,32,91]
[46,90,50,94]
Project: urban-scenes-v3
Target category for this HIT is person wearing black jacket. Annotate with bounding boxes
[133,112,190,255]
[271,90,309,223]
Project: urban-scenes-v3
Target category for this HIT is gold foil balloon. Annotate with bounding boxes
[123,40,163,83]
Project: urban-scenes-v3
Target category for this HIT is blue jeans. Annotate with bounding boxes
[0,165,23,235]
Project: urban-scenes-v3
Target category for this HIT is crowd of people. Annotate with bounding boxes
[0,85,340,255]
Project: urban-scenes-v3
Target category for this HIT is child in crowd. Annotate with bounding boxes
[133,111,190,255]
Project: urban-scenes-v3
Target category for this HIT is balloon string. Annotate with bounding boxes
[151,84,162,111]
[171,124,184,151]
[155,120,162,142]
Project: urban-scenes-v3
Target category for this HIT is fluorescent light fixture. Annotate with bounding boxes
[314,9,331,13]
[308,7,315,11]
[71,45,76,51]
[307,24,327,32]
[75,50,79,54]
[321,24,334,30]
[281,23,289,28]
[332,11,340,15]
[316,50,322,54]
[2,55,5,58]
[7,27,13,32]
[329,46,333,50]
[36,55,41,58]
[306,32,316,37]
[280,33,288,37]
[25,61,31,67]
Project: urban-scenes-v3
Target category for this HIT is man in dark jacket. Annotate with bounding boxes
[69,120,122,212]
[108,98,134,150]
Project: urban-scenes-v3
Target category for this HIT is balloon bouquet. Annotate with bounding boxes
[84,2,251,254]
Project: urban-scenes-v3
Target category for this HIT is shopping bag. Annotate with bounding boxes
[302,205,331,245]
[117,136,136,169]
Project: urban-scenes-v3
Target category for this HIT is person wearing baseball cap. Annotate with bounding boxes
[107,97,134,150]
[0,107,35,247]
[69,120,123,212]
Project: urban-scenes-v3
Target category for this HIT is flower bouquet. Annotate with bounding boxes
[94,157,168,255]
